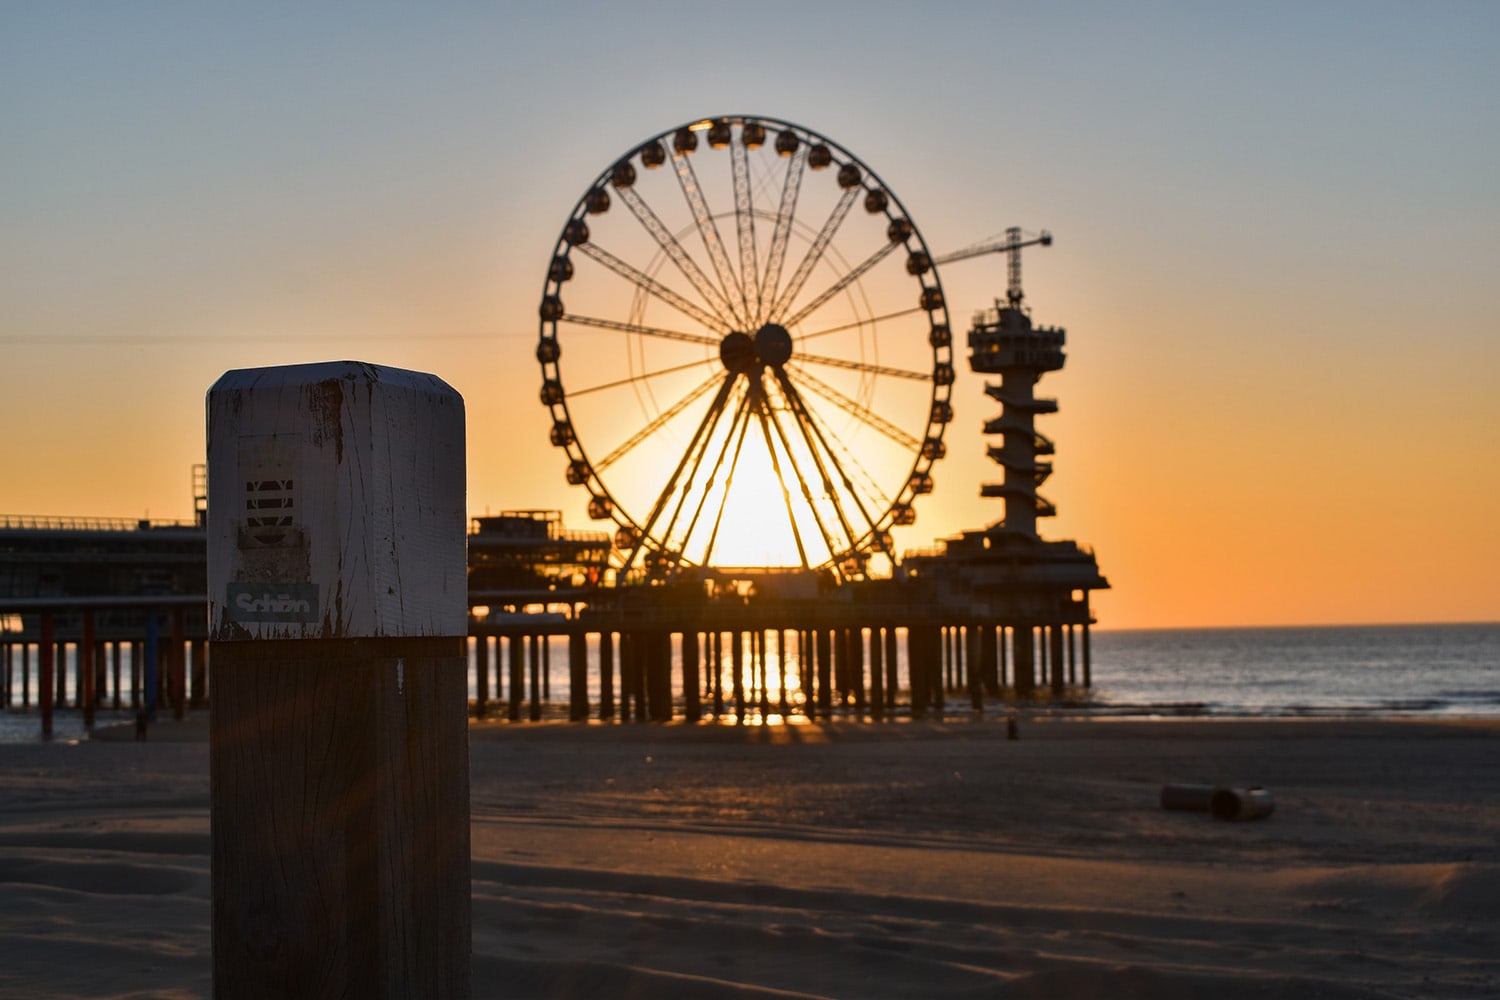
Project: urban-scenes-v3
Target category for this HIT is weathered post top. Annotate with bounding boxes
[206,360,471,998]
[207,360,466,641]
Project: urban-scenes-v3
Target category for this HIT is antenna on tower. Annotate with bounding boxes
[933,227,1053,310]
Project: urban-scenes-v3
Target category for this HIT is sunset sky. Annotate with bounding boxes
[3,3,1497,629]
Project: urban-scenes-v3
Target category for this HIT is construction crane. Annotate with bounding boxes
[933,227,1052,308]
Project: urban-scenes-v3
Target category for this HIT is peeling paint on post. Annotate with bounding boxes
[207,361,470,999]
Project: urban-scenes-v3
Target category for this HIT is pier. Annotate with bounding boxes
[1,231,1107,736]
[470,580,1099,725]
[1,570,1097,738]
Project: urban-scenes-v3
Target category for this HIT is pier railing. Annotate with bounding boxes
[0,515,202,532]
[1,595,206,739]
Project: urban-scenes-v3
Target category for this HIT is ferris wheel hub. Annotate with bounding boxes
[719,330,757,374]
[754,324,793,368]
[719,323,795,374]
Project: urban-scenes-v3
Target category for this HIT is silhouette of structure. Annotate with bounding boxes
[905,229,1108,694]
[3,122,1113,724]
[467,510,611,607]
[536,115,955,585]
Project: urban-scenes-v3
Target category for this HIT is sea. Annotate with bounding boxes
[1086,622,1499,718]
[3,622,1497,742]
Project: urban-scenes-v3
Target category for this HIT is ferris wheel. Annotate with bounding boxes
[537,116,954,582]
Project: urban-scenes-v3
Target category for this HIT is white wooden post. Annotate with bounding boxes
[207,361,470,998]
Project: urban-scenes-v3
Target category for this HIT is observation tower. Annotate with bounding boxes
[905,229,1107,695]
[968,229,1063,537]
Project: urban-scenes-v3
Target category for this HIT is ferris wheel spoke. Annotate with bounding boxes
[626,373,739,571]
[793,354,931,381]
[762,399,853,562]
[773,370,883,550]
[659,383,748,556]
[572,243,727,334]
[795,369,922,451]
[754,399,812,569]
[804,402,892,526]
[561,312,720,348]
[693,391,757,568]
[567,356,716,399]
[780,241,899,331]
[672,152,748,330]
[803,407,889,544]
[759,145,808,327]
[615,184,740,329]
[731,137,760,328]
[767,370,864,553]
[769,185,860,321]
[596,374,722,472]
[797,306,925,343]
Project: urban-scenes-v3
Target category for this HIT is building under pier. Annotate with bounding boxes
[467,509,612,611]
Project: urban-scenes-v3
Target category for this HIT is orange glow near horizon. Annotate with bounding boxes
[710,630,806,715]
[4,309,1498,631]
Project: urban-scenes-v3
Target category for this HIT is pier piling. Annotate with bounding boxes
[40,614,55,739]
[599,630,615,720]
[207,361,470,998]
[474,634,490,719]
[682,630,701,722]
[569,632,588,721]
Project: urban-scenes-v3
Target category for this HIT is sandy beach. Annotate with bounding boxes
[0,716,1496,998]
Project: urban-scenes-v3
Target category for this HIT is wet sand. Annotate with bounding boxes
[1,716,1496,997]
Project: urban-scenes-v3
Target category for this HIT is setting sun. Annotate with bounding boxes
[697,438,823,568]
